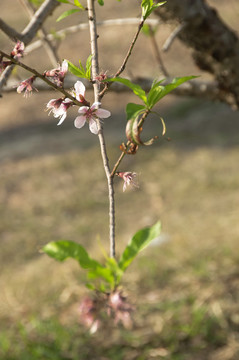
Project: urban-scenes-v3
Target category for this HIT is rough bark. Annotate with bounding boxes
[156,0,239,109]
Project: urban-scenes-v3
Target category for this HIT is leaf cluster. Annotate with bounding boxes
[42,221,161,292]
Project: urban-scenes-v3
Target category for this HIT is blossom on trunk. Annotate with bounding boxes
[74,102,111,134]
[44,60,68,87]
[17,76,37,97]
[11,41,25,58]
[116,172,139,192]
[46,98,72,125]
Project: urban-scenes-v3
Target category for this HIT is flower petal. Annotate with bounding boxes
[78,106,89,115]
[62,60,68,73]
[95,108,111,118]
[89,119,98,134]
[74,81,85,96]
[57,112,67,125]
[74,115,86,129]
[90,102,101,110]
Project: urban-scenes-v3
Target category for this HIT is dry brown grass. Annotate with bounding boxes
[1,1,239,359]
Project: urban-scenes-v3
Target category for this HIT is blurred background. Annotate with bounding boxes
[1,1,239,359]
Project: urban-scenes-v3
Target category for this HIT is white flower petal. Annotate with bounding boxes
[62,60,68,73]
[90,102,101,110]
[57,112,67,125]
[74,81,85,96]
[95,108,111,118]
[46,98,57,109]
[78,106,89,114]
[74,115,86,129]
[89,119,98,134]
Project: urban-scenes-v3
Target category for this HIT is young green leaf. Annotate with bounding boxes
[141,0,166,20]
[74,0,85,9]
[126,103,146,121]
[56,8,82,22]
[67,60,87,79]
[147,76,198,109]
[42,240,99,268]
[119,221,161,272]
[85,55,92,79]
[42,240,115,285]
[98,0,104,5]
[56,0,70,3]
[107,77,147,104]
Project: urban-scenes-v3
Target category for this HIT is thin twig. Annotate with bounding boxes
[0,50,84,106]
[0,0,59,92]
[19,0,60,66]
[148,25,169,77]
[162,22,186,52]
[25,18,161,54]
[111,110,150,177]
[87,0,116,259]
[99,17,146,98]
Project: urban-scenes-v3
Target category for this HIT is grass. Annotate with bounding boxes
[1,1,239,357]
[1,94,239,359]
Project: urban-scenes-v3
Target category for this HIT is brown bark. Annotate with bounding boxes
[156,0,239,109]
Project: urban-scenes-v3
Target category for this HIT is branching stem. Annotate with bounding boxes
[87,0,116,259]
[0,50,83,106]
[111,110,150,176]
[99,18,145,99]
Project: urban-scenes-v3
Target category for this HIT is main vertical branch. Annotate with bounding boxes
[87,0,116,258]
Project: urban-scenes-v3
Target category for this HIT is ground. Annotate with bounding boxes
[1,1,239,359]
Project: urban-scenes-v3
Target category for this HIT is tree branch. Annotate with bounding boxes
[0,0,59,92]
[19,0,60,66]
[155,0,239,109]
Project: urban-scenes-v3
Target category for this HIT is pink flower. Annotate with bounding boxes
[44,60,68,87]
[11,41,25,58]
[0,59,12,72]
[116,172,139,192]
[108,290,133,329]
[17,76,37,97]
[46,98,72,125]
[71,81,89,106]
[74,102,111,134]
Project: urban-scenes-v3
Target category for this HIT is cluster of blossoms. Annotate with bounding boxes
[0,41,25,73]
[6,42,138,190]
[79,290,133,333]
[46,77,111,134]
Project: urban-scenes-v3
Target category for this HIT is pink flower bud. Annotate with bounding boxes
[116,172,139,192]
[16,76,37,97]
[11,41,25,58]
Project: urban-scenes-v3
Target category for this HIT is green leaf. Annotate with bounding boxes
[147,76,198,109]
[106,258,124,285]
[119,221,161,272]
[141,0,166,20]
[107,77,147,104]
[85,55,92,79]
[98,0,104,5]
[126,103,145,121]
[43,240,98,268]
[74,0,85,9]
[56,0,70,3]
[67,60,86,78]
[42,240,115,285]
[56,8,81,22]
